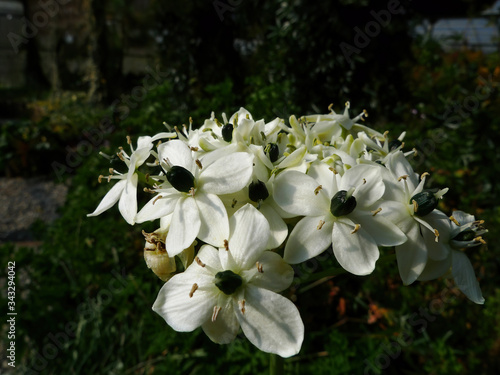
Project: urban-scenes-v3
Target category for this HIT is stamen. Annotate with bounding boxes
[145,173,150,182]
[362,178,367,185]
[98,175,104,183]
[329,167,338,174]
[231,199,237,208]
[224,239,229,251]
[371,208,382,216]
[398,175,409,182]
[190,146,199,152]
[351,224,361,234]
[449,216,460,226]
[363,109,368,118]
[109,168,114,174]
[421,172,430,180]
[196,159,203,169]
[195,256,205,267]
[317,220,326,230]
[314,185,323,195]
[434,229,440,242]
[239,300,246,314]
[412,148,418,156]
[107,175,112,182]
[189,187,195,197]
[412,199,419,213]
[152,195,163,205]
[345,101,350,108]
[117,152,125,161]
[189,283,198,298]
[126,135,132,145]
[256,262,263,273]
[383,131,389,138]
[212,306,221,322]
[328,103,334,111]
[474,236,487,245]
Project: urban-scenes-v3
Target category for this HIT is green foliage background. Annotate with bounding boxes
[2,0,500,374]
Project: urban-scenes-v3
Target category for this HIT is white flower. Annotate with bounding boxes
[135,139,254,256]
[87,136,154,224]
[274,162,406,275]
[379,151,449,285]
[152,204,304,357]
[417,211,485,304]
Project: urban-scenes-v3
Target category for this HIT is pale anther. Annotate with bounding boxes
[196,159,203,169]
[434,229,440,242]
[98,175,104,183]
[421,172,430,180]
[190,146,199,152]
[256,262,263,273]
[363,178,367,185]
[195,257,205,267]
[412,199,419,212]
[189,187,195,197]
[152,195,162,205]
[317,220,325,230]
[126,135,132,145]
[449,216,460,226]
[351,224,361,234]
[224,239,229,251]
[109,168,114,174]
[314,185,323,195]
[239,299,246,314]
[329,167,338,174]
[231,199,237,208]
[371,208,382,216]
[398,175,409,181]
[212,306,221,322]
[474,236,487,245]
[189,283,198,298]
[328,103,334,111]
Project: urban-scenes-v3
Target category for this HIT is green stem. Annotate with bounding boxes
[270,353,284,375]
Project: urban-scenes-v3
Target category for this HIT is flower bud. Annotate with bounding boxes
[330,190,357,217]
[166,166,195,193]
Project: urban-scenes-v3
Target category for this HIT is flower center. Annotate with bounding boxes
[330,189,357,217]
[248,180,269,202]
[215,270,243,295]
[222,123,234,142]
[410,189,439,217]
[166,166,195,193]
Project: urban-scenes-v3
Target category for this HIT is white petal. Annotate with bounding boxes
[196,193,229,248]
[244,251,294,292]
[259,203,288,249]
[307,161,337,198]
[395,222,427,285]
[228,204,270,270]
[351,211,407,247]
[340,164,385,208]
[199,152,254,195]
[165,197,201,257]
[158,139,195,172]
[202,295,239,344]
[387,151,419,192]
[274,171,330,217]
[284,215,333,264]
[152,271,216,332]
[135,192,181,223]
[331,221,379,275]
[236,286,304,357]
[118,173,138,225]
[87,178,126,217]
[452,251,484,304]
[418,256,451,281]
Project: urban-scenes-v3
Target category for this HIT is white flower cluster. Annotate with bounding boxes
[88,103,487,357]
